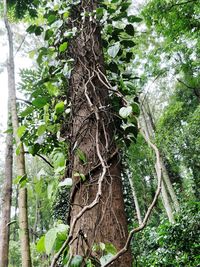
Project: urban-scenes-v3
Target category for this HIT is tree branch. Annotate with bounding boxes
[177,78,198,90]
[16,98,32,105]
[168,0,198,11]
[24,151,54,168]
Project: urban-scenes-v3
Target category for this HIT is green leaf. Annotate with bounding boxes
[37,125,46,136]
[13,174,28,188]
[76,149,87,164]
[128,15,143,23]
[108,62,119,74]
[96,7,104,19]
[55,101,65,114]
[44,29,54,40]
[120,40,135,48]
[20,106,34,117]
[124,81,135,92]
[36,236,45,253]
[108,42,120,58]
[131,103,140,116]
[32,97,48,108]
[63,11,70,19]
[47,14,56,24]
[16,143,22,155]
[13,175,23,185]
[59,42,68,53]
[35,26,44,36]
[51,149,66,171]
[86,259,93,267]
[17,125,26,138]
[45,228,57,255]
[26,25,43,36]
[119,106,132,118]
[28,143,40,156]
[120,1,131,12]
[105,243,117,255]
[3,128,12,134]
[125,24,135,36]
[70,255,83,267]
[47,183,54,199]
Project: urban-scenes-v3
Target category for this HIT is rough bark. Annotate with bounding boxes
[65,1,132,266]
[4,1,32,266]
[0,124,13,267]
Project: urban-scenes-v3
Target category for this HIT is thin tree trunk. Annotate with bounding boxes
[160,159,180,212]
[140,98,179,213]
[66,1,132,266]
[0,121,13,267]
[140,108,175,221]
[128,176,142,225]
[161,181,175,223]
[4,1,32,266]
[13,187,18,241]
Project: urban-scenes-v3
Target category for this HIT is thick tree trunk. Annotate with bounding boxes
[4,1,32,266]
[66,1,132,266]
[0,125,13,267]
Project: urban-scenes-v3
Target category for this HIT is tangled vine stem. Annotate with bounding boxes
[51,60,108,267]
[50,98,108,267]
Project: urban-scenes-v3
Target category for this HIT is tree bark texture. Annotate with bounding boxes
[66,1,132,266]
[4,1,32,266]
[0,128,13,267]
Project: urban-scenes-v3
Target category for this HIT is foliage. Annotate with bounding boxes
[7,0,39,18]
[132,202,200,267]
[156,83,200,198]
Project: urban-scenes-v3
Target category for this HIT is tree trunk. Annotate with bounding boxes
[161,181,175,223]
[0,122,13,267]
[4,1,32,266]
[140,98,179,214]
[160,159,180,212]
[66,1,132,266]
[128,176,142,225]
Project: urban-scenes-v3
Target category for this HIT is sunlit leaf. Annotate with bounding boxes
[45,228,57,255]
[55,101,65,114]
[108,42,120,58]
[36,236,45,253]
[59,42,68,53]
[119,106,132,118]
[58,178,73,187]
[17,125,26,138]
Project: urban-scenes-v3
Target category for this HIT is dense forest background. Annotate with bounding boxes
[0,0,199,266]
